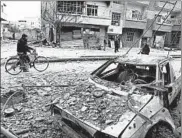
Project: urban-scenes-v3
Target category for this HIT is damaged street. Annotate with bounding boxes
[1,60,181,138]
[1,1,181,138]
[1,61,106,138]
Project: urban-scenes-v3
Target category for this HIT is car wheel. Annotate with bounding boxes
[145,124,177,138]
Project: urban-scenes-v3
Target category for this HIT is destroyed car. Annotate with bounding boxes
[51,54,181,138]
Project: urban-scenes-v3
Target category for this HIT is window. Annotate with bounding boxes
[126,32,134,41]
[87,5,98,16]
[57,1,84,14]
[171,32,181,44]
[155,14,162,23]
[113,1,122,4]
[111,12,121,26]
[132,10,142,20]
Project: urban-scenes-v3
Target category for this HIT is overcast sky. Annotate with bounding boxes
[2,1,41,21]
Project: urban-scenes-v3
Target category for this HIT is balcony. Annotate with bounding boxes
[124,13,147,29]
[171,18,181,25]
[57,14,111,26]
[171,18,181,31]
[153,20,173,32]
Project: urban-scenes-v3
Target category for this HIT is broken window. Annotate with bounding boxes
[87,5,98,16]
[111,12,121,26]
[97,62,156,84]
[132,10,142,20]
[126,32,134,41]
[57,1,84,14]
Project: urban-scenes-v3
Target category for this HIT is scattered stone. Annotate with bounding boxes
[67,97,76,104]
[41,128,48,134]
[93,90,105,98]
[37,89,50,96]
[35,117,45,122]
[63,93,70,100]
[44,87,52,91]
[14,105,23,112]
[69,102,76,106]
[27,115,33,120]
[16,120,20,125]
[22,133,29,138]
[42,106,50,112]
[81,106,88,112]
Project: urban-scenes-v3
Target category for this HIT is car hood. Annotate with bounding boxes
[53,77,153,137]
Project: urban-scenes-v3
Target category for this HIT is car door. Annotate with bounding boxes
[167,59,181,104]
[159,61,174,105]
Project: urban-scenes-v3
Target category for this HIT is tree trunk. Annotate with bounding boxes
[59,26,62,48]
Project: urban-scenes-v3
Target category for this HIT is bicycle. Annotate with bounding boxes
[5,49,49,75]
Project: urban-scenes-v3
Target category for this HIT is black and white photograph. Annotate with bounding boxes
[0,1,181,138]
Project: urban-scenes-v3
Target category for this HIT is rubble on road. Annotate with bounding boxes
[1,72,90,138]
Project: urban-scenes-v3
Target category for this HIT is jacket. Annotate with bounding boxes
[17,38,33,54]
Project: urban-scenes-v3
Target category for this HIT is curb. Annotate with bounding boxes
[47,56,116,63]
[1,56,117,66]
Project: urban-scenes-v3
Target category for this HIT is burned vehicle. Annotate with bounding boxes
[51,54,181,138]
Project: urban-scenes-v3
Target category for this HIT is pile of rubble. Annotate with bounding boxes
[56,80,128,129]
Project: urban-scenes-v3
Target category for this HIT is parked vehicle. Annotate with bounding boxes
[51,54,181,138]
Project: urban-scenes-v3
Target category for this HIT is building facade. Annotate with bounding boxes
[41,1,181,48]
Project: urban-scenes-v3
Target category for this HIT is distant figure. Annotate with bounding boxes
[108,39,111,48]
[141,41,150,55]
[42,38,50,46]
[114,35,120,53]
[12,33,15,40]
[104,36,108,51]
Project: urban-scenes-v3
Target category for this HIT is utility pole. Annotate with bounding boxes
[143,1,156,48]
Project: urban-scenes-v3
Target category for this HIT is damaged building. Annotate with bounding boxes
[41,1,181,49]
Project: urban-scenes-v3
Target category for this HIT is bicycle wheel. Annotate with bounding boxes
[33,56,49,72]
[5,58,22,75]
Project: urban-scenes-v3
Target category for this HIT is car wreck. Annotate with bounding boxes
[51,54,181,138]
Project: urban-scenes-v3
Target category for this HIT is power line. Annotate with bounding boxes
[151,1,177,43]
[124,1,168,55]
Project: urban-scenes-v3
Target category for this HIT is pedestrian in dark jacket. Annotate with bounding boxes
[114,35,119,53]
[17,34,34,72]
[141,41,150,55]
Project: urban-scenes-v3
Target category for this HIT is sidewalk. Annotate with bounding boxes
[1,41,181,65]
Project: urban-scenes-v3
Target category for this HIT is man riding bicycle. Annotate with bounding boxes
[17,34,35,72]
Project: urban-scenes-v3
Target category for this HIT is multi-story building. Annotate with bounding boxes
[165,9,181,48]
[41,1,181,48]
[41,1,124,46]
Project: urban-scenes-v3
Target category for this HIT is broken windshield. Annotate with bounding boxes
[94,61,156,86]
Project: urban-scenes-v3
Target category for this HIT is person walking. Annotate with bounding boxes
[103,36,108,51]
[114,35,119,53]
